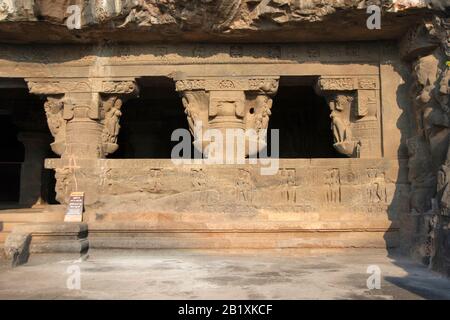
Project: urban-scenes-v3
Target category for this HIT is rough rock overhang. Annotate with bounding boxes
[0,0,447,44]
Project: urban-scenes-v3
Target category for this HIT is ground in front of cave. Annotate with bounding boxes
[0,248,449,300]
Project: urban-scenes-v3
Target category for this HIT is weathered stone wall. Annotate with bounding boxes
[399,15,450,275]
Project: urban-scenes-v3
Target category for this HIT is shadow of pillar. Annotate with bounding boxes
[17,132,51,207]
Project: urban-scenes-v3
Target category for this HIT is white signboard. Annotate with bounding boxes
[64,192,84,222]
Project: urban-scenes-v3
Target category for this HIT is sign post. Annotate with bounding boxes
[64,192,85,222]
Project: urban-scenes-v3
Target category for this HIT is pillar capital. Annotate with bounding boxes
[174,76,279,157]
[25,78,140,159]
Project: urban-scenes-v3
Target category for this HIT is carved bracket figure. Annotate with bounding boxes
[43,95,66,156]
[99,81,139,156]
[316,76,382,158]
[329,95,361,157]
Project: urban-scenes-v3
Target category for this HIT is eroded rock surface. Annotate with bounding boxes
[4,232,31,267]
[0,0,446,43]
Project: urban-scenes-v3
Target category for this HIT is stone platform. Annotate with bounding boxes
[0,206,65,244]
[87,211,399,250]
[2,211,399,255]
[40,158,409,250]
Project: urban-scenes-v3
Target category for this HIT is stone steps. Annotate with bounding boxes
[0,211,64,223]
[87,215,399,250]
[1,222,25,232]
[0,209,400,251]
[0,208,65,244]
[89,230,399,250]
[88,219,397,231]
[90,210,396,224]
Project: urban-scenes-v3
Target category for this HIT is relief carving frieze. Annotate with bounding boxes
[175,77,279,92]
[146,168,163,193]
[54,167,76,204]
[235,169,254,203]
[27,80,92,95]
[367,168,387,204]
[101,80,139,95]
[317,77,355,91]
[105,42,382,66]
[325,168,341,204]
[45,158,402,217]
[280,168,297,204]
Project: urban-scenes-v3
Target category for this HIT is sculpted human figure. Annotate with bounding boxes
[181,92,205,137]
[236,169,252,203]
[255,95,273,131]
[375,172,387,203]
[44,98,65,142]
[326,95,361,157]
[367,169,377,203]
[182,96,196,134]
[103,97,123,144]
[325,169,340,203]
[281,169,296,203]
[330,110,348,143]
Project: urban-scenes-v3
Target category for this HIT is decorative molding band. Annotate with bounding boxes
[175,77,279,93]
[317,76,379,92]
[26,78,140,96]
[101,80,139,95]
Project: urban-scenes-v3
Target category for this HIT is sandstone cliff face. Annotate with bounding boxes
[0,0,446,43]
[0,0,434,26]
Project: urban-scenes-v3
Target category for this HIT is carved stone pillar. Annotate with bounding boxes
[26,78,139,160]
[315,76,382,158]
[26,78,139,206]
[17,132,50,207]
[175,77,279,159]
